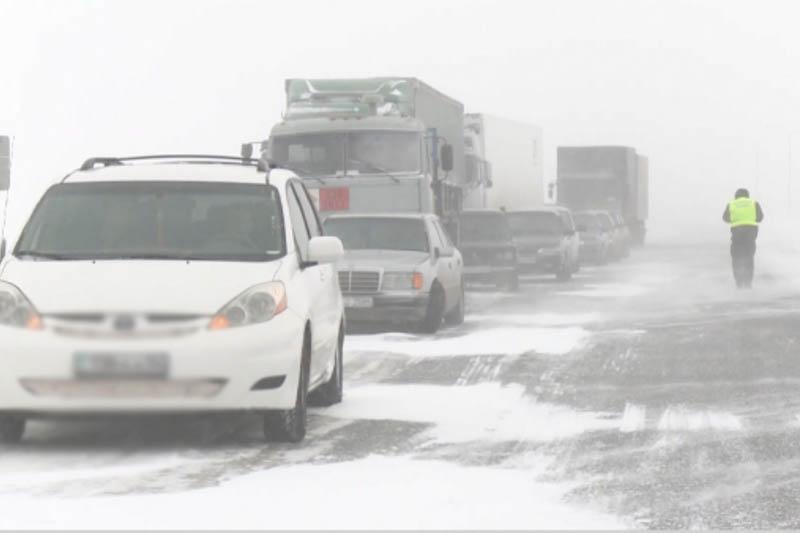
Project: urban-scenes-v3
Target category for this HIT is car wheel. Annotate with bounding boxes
[420,284,445,334]
[0,416,25,444]
[500,271,519,292]
[309,326,344,407]
[445,282,466,326]
[263,334,310,443]
[556,256,572,281]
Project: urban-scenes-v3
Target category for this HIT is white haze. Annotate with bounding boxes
[2,0,800,244]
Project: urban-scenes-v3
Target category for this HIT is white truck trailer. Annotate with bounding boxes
[0,136,9,253]
[462,114,544,210]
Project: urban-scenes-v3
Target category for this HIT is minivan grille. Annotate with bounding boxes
[338,270,380,293]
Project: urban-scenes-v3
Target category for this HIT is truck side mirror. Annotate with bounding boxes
[440,144,454,172]
[0,239,6,261]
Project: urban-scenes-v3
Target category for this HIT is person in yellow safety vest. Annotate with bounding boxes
[722,188,764,289]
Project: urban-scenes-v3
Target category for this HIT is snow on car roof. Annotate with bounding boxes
[64,162,297,186]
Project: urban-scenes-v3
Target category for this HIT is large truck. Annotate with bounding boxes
[556,146,649,245]
[463,114,544,210]
[265,78,470,228]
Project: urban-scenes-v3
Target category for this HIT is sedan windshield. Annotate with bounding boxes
[574,213,612,232]
[15,182,285,261]
[506,212,564,236]
[324,218,428,253]
[459,213,512,242]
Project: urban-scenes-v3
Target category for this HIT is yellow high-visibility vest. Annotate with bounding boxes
[728,197,758,227]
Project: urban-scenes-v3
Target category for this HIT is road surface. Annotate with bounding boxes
[2,242,799,528]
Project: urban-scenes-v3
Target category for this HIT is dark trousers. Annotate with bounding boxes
[730,226,758,288]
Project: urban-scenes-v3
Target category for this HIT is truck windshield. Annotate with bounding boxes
[271,131,421,176]
[506,212,563,236]
[459,213,512,242]
[324,217,429,253]
[15,182,286,261]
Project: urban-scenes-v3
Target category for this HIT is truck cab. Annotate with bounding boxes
[265,78,468,227]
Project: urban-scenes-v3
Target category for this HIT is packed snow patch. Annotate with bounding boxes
[323,382,619,443]
[559,283,649,298]
[466,312,602,328]
[657,406,743,432]
[346,326,590,358]
[0,455,626,529]
[619,403,647,433]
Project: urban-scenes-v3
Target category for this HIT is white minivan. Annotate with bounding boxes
[0,155,345,443]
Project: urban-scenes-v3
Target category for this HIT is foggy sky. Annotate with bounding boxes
[2,0,800,243]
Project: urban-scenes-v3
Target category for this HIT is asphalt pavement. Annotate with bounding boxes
[3,242,800,528]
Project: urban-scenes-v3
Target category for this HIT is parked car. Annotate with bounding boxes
[0,155,345,444]
[506,206,580,281]
[456,209,518,291]
[323,213,464,333]
[574,210,613,265]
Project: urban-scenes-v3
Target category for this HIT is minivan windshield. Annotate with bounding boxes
[324,217,429,253]
[15,182,285,261]
[459,212,512,242]
[506,211,564,236]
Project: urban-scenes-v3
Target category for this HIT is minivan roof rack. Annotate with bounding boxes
[78,154,275,173]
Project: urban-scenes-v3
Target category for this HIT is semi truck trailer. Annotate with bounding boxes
[556,146,649,245]
[463,114,544,210]
[266,78,470,228]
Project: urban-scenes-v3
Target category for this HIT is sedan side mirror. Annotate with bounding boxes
[433,247,442,261]
[307,236,344,264]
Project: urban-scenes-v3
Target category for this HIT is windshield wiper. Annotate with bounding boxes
[15,251,81,261]
[346,159,401,183]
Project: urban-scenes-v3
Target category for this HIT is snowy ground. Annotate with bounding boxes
[2,242,800,529]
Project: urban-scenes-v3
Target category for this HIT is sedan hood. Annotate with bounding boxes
[0,258,283,314]
[338,249,429,271]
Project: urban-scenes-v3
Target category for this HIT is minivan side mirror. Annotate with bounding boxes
[440,144,454,172]
[307,236,344,264]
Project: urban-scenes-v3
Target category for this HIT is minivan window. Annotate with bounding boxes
[15,182,285,261]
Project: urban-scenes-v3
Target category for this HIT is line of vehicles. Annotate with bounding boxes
[258,78,649,330]
[0,78,649,444]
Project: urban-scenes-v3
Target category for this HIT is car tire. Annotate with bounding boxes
[309,327,344,407]
[263,333,310,443]
[500,271,519,292]
[0,416,25,444]
[556,257,572,281]
[420,284,445,334]
[444,282,466,326]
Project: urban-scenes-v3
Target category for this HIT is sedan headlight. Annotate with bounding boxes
[209,282,287,330]
[0,281,43,330]
[382,272,424,291]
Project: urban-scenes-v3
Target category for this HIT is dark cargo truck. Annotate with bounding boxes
[556,146,649,246]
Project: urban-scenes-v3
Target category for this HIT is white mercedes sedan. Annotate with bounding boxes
[0,155,344,443]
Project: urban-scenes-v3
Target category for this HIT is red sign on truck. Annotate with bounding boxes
[319,187,350,211]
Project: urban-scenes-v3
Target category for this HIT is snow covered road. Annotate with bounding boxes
[2,243,800,529]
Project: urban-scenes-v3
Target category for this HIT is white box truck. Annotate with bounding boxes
[462,114,544,210]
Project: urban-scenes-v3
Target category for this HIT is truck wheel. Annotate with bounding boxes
[445,282,466,326]
[309,326,344,407]
[420,285,445,334]
[556,256,572,281]
[264,334,310,443]
[0,416,25,444]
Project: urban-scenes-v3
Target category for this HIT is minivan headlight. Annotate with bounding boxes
[0,281,43,330]
[209,282,287,330]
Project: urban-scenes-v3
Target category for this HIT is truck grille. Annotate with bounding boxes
[338,270,380,293]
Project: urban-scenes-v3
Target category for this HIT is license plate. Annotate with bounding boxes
[73,352,170,380]
[343,296,374,309]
